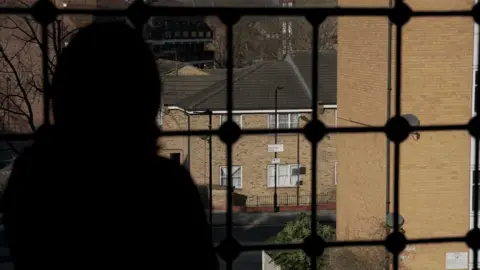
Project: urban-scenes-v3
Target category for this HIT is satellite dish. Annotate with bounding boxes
[403,114,420,140]
[403,114,420,127]
[386,213,405,228]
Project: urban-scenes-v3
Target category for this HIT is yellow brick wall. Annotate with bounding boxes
[337,0,473,268]
[158,107,337,206]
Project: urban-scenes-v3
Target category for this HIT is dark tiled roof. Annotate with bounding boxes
[177,61,312,110]
[286,51,337,104]
[162,75,224,105]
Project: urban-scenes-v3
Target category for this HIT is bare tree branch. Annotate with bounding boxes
[0,4,78,135]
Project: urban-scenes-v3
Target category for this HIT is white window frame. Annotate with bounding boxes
[220,114,243,128]
[267,164,299,188]
[220,166,242,189]
[268,113,300,129]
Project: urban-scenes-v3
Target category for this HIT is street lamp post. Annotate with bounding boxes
[273,86,283,213]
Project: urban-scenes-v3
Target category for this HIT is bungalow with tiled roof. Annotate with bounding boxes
[158,51,337,212]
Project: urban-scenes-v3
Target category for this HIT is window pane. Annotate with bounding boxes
[233,115,241,126]
[290,113,299,128]
[278,114,289,128]
[290,164,299,185]
[232,166,241,177]
[233,177,241,188]
[267,165,275,187]
[268,114,275,128]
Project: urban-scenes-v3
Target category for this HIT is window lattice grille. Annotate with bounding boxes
[1,1,480,269]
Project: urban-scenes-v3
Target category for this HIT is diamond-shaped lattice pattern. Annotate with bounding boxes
[31,0,58,25]
[216,237,242,262]
[218,120,241,145]
[466,228,480,250]
[127,0,150,28]
[385,115,411,143]
[388,2,412,27]
[385,231,407,255]
[302,234,326,258]
[468,115,480,139]
[4,3,480,270]
[303,119,327,144]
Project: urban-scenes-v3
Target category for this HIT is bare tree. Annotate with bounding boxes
[0,0,79,133]
[205,0,337,68]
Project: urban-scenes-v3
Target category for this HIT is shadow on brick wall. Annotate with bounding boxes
[196,185,248,210]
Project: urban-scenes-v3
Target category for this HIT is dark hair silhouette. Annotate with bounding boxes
[0,21,218,270]
[52,22,161,141]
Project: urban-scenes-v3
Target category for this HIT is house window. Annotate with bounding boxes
[183,31,189,37]
[206,31,212,37]
[268,113,299,129]
[220,115,242,128]
[191,31,197,37]
[220,166,242,189]
[199,31,205,37]
[267,164,299,187]
[174,31,180,37]
[170,153,181,164]
[165,31,172,38]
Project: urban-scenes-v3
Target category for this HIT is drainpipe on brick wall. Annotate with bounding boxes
[384,0,393,269]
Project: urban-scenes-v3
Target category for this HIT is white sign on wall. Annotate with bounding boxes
[446,252,468,269]
[268,144,284,153]
[272,158,280,164]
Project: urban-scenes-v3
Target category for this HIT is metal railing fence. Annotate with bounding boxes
[1,1,480,270]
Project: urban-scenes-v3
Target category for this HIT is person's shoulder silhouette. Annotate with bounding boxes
[0,21,218,270]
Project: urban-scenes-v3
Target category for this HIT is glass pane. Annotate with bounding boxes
[278,114,289,128]
[268,114,275,128]
[232,166,241,177]
[290,113,299,128]
[233,177,241,188]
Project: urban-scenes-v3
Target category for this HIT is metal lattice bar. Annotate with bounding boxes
[3,1,480,270]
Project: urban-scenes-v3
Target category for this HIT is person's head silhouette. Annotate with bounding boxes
[51,21,161,146]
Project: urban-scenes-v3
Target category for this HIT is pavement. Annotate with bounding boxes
[210,210,336,228]
[211,211,336,270]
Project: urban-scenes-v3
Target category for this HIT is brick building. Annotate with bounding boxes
[158,51,338,211]
[336,0,475,268]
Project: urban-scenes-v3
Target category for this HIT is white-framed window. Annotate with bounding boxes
[220,114,242,128]
[267,164,299,187]
[268,113,299,129]
[220,166,242,189]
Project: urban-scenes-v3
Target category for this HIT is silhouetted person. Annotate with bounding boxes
[0,21,218,270]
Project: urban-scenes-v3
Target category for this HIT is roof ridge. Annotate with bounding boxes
[284,54,312,100]
[179,62,267,110]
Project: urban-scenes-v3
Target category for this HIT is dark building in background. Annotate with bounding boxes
[143,0,215,68]
[93,0,215,68]
[144,14,215,67]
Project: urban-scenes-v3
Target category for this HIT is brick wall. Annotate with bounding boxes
[337,0,473,268]
[158,107,337,209]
